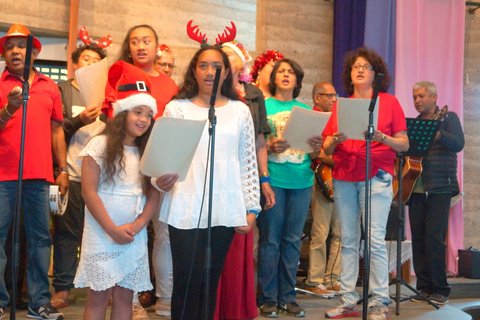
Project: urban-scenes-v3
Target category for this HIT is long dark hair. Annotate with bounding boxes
[268,58,304,99]
[175,46,239,100]
[102,111,153,193]
[342,47,391,96]
[118,24,159,64]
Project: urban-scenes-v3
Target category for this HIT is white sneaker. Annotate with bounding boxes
[133,303,150,320]
[155,299,171,317]
[367,304,388,320]
[325,300,360,318]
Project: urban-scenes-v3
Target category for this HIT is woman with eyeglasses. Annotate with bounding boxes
[256,58,323,318]
[323,47,409,320]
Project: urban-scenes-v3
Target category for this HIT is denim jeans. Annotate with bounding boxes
[0,180,52,309]
[333,170,392,306]
[257,186,312,305]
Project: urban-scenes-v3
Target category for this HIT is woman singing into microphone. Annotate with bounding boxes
[323,47,408,320]
[153,45,261,320]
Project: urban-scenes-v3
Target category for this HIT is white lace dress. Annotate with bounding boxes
[74,135,152,292]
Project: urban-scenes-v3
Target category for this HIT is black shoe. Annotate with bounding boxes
[279,302,305,318]
[260,302,278,318]
[27,303,64,319]
[429,294,449,305]
[410,290,431,302]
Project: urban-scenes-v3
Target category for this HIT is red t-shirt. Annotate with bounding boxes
[103,64,178,118]
[322,92,407,181]
[0,69,63,183]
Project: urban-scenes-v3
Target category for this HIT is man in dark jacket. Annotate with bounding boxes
[408,81,464,305]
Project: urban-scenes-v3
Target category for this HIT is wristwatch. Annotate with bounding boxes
[59,167,69,175]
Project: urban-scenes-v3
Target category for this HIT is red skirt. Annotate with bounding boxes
[214,229,258,320]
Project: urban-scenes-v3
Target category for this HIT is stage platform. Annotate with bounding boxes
[3,277,480,319]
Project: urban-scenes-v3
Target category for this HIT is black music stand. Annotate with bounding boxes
[389,117,441,315]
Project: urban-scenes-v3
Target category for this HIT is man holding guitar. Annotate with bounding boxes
[409,81,464,305]
[303,82,342,294]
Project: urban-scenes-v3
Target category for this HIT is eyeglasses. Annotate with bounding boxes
[352,64,373,71]
[158,62,176,69]
[318,93,338,99]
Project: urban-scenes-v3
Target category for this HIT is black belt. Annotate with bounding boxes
[118,81,150,92]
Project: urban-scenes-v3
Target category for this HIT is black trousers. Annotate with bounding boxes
[169,225,234,320]
[408,193,451,297]
[52,181,85,291]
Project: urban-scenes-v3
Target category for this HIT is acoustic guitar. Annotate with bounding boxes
[314,162,334,201]
[392,105,448,204]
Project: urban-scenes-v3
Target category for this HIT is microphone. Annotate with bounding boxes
[23,34,33,83]
[209,66,222,123]
[22,34,34,101]
[209,66,222,107]
[368,72,384,113]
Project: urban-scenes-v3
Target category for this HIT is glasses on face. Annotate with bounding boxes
[352,64,373,71]
[158,62,175,69]
[318,93,338,99]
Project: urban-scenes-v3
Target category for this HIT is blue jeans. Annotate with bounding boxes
[0,180,52,309]
[257,186,312,305]
[333,170,392,306]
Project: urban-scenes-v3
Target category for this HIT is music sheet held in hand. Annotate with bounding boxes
[337,97,379,140]
[140,117,206,181]
[75,57,109,107]
[282,106,331,153]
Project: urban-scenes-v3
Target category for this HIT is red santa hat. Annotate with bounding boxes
[107,61,157,117]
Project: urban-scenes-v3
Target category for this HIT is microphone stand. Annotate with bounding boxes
[10,34,33,320]
[361,73,383,320]
[204,67,221,320]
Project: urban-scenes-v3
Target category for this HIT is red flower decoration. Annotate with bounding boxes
[250,50,284,82]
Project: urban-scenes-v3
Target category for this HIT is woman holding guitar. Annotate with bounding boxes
[322,47,409,320]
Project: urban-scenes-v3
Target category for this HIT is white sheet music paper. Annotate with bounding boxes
[140,117,206,181]
[282,106,331,152]
[337,97,379,140]
[75,57,109,107]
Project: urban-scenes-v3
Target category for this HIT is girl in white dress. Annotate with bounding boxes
[74,61,161,320]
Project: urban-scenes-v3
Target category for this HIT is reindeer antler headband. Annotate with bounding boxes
[186,20,236,47]
[78,26,112,49]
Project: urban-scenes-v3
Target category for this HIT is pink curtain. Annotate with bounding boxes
[395,0,465,274]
